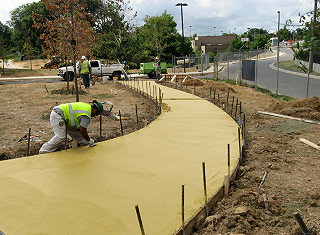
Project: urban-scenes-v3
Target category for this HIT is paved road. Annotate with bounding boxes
[220,48,320,99]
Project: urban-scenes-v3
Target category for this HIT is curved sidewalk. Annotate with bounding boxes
[0,81,240,235]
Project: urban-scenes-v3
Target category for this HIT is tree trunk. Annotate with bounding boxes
[2,57,4,75]
[72,48,79,102]
[29,56,32,71]
[65,58,70,92]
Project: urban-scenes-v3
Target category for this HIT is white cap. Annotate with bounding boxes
[81,56,86,60]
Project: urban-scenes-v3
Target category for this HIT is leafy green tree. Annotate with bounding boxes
[136,11,192,63]
[9,1,48,55]
[0,21,13,75]
[93,0,136,61]
[278,27,292,41]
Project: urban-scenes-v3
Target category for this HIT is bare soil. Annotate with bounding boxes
[0,80,158,160]
[161,79,320,235]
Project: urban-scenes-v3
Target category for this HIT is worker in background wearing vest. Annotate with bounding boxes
[79,55,91,88]
[39,100,104,154]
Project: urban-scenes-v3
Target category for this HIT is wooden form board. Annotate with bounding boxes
[299,138,320,150]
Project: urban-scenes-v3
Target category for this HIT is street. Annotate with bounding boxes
[220,48,320,98]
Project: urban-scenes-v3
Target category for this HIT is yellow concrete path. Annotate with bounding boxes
[0,81,240,235]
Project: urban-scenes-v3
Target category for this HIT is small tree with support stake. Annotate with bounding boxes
[34,0,95,101]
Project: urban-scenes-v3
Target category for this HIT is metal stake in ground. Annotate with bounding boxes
[243,113,246,141]
[181,184,185,235]
[238,127,242,161]
[135,205,146,235]
[202,162,208,216]
[64,123,68,150]
[235,99,239,120]
[99,113,102,137]
[44,85,49,93]
[230,96,235,116]
[239,102,242,121]
[209,87,212,101]
[294,213,310,235]
[27,128,31,156]
[226,92,230,113]
[227,144,231,174]
[213,89,216,104]
[135,104,139,125]
[119,110,124,136]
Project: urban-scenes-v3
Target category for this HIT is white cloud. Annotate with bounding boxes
[0,0,37,23]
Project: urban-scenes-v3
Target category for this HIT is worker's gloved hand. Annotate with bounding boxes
[88,138,95,146]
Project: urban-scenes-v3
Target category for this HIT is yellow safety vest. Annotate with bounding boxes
[59,102,91,129]
[80,60,90,74]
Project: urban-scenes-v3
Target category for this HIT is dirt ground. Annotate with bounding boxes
[0,80,158,159]
[161,79,320,235]
[1,76,320,234]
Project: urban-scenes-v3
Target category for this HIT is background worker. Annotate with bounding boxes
[154,56,161,80]
[79,55,91,88]
[39,100,104,154]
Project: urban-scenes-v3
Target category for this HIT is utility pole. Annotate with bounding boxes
[176,3,188,73]
[276,11,280,94]
[309,0,318,72]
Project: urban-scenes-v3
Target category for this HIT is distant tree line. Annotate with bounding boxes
[0,0,192,68]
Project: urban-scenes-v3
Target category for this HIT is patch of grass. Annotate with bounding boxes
[255,86,294,101]
[279,60,320,76]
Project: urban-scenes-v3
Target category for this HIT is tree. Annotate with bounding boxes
[9,1,48,55]
[22,38,35,70]
[0,21,13,75]
[38,0,95,101]
[136,11,192,62]
[93,0,137,62]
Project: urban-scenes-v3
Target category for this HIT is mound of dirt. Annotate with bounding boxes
[203,80,236,93]
[268,96,320,121]
[183,79,205,87]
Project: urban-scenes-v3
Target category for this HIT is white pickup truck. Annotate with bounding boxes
[58,60,126,81]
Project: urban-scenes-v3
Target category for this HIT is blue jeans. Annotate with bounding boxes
[81,73,90,88]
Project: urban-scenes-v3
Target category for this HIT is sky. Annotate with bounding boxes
[0,0,314,35]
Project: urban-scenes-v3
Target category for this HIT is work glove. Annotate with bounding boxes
[88,138,95,146]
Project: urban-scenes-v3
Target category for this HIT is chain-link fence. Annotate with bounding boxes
[171,54,210,74]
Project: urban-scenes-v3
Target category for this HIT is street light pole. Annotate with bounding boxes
[176,3,188,73]
[214,26,216,36]
[189,25,192,38]
[276,10,280,94]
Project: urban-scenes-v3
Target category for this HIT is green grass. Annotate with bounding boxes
[0,68,37,77]
[95,93,115,99]
[279,60,320,76]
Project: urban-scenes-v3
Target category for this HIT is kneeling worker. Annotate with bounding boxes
[39,100,103,154]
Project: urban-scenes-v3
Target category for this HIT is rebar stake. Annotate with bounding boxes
[294,213,310,235]
[27,128,31,156]
[202,162,208,216]
[135,205,146,235]
[119,110,124,136]
[99,114,102,137]
[227,144,231,174]
[135,104,139,125]
[181,184,185,235]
